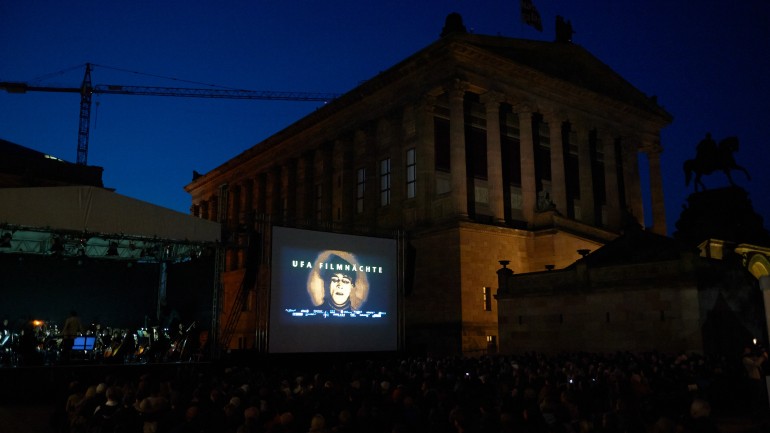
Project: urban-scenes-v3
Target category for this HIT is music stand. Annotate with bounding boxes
[72,336,96,351]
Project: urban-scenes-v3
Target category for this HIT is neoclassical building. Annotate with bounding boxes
[185,15,672,354]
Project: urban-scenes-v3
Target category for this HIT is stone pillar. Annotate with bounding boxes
[285,159,298,220]
[333,140,355,224]
[302,151,316,221]
[242,178,254,222]
[481,91,505,223]
[602,132,621,229]
[417,95,436,221]
[517,107,537,224]
[320,142,334,222]
[624,140,644,227]
[254,173,266,216]
[644,141,667,235]
[266,167,281,219]
[449,80,469,218]
[761,276,770,346]
[573,122,594,224]
[543,110,567,214]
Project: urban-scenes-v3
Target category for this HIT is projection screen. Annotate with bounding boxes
[268,226,399,353]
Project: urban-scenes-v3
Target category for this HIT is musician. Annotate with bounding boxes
[61,310,84,364]
[0,317,15,365]
[18,319,42,365]
[168,322,196,361]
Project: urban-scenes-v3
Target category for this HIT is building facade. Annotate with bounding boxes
[495,229,768,357]
[185,15,672,354]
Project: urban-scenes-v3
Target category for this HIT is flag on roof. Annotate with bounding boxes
[521,0,543,31]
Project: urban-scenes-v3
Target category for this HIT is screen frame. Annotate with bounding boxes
[267,226,401,354]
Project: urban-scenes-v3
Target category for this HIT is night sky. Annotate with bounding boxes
[1,0,768,235]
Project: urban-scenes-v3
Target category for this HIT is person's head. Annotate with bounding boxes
[324,255,357,307]
[330,272,354,306]
[310,413,326,431]
[106,386,123,403]
[690,398,711,419]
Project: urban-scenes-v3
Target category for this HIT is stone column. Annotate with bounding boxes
[624,140,644,227]
[416,95,436,221]
[543,110,567,214]
[294,153,307,220]
[320,142,334,222]
[481,91,505,223]
[285,159,298,220]
[449,80,469,218]
[334,139,355,224]
[242,178,254,221]
[266,167,281,219]
[643,141,667,235]
[576,122,595,224]
[761,276,770,346]
[602,132,621,229]
[517,107,536,224]
[254,173,267,216]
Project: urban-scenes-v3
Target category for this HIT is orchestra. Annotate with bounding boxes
[0,317,206,367]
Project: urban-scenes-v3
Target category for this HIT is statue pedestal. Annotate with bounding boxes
[674,186,770,247]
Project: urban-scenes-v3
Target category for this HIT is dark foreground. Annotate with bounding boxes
[1,351,769,433]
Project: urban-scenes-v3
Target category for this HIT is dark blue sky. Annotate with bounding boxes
[2,1,768,236]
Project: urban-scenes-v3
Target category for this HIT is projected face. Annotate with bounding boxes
[330,273,353,306]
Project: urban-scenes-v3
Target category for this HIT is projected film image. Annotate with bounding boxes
[268,226,398,353]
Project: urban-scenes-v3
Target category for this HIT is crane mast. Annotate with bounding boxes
[1,63,338,165]
[77,64,94,165]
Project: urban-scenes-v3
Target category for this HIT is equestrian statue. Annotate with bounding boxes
[683,133,751,192]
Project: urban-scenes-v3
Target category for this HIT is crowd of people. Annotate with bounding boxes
[49,348,769,433]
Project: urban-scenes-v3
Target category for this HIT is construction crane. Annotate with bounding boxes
[0,63,339,165]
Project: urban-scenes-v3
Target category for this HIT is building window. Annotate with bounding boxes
[211,196,219,222]
[356,168,366,214]
[590,130,606,227]
[406,148,416,199]
[380,158,391,206]
[434,117,450,172]
[483,287,492,311]
[469,127,488,179]
[486,335,497,349]
[510,187,523,210]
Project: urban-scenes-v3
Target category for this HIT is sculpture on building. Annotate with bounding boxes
[683,133,751,192]
[555,16,574,43]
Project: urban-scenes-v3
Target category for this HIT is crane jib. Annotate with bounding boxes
[0,66,339,164]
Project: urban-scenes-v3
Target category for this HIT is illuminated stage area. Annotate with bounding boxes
[0,186,221,367]
[0,252,215,368]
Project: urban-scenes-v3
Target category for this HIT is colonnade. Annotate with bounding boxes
[192,86,668,237]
